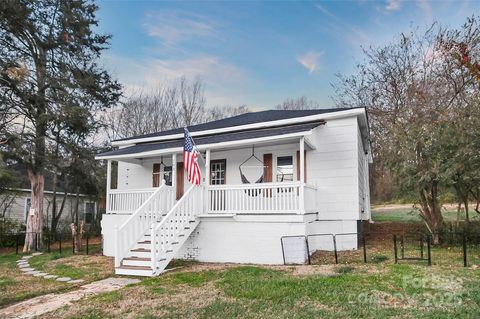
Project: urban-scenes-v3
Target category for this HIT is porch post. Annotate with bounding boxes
[204,149,211,214]
[106,160,112,214]
[299,137,305,214]
[172,153,177,202]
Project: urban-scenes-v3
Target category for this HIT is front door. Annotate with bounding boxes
[210,159,226,211]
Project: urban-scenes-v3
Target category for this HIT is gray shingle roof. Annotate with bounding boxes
[98,122,322,158]
[114,108,353,142]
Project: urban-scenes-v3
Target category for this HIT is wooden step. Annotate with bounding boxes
[123,257,150,262]
[138,240,151,244]
[131,248,151,252]
[116,265,151,271]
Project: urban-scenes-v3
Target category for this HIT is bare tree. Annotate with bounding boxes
[178,76,206,126]
[205,105,250,122]
[275,96,320,110]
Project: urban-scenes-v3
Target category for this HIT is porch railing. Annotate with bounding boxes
[207,182,316,214]
[114,182,174,267]
[107,188,157,214]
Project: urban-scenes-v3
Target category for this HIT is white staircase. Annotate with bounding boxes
[115,184,203,277]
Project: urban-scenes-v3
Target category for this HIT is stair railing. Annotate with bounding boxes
[114,181,174,267]
[151,184,204,273]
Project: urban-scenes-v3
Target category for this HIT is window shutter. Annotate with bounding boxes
[153,163,161,187]
[263,154,272,182]
[176,162,184,200]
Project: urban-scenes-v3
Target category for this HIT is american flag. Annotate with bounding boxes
[183,128,201,185]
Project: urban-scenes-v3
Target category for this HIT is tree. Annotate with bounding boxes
[275,96,320,110]
[333,19,480,243]
[0,0,121,251]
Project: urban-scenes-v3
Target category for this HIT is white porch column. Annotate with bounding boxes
[106,160,112,214]
[172,153,177,202]
[299,137,305,214]
[204,149,211,214]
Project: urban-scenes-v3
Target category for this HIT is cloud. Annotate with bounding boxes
[297,51,324,73]
[143,10,218,47]
[101,53,249,106]
[385,0,401,12]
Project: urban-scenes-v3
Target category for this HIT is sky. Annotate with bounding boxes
[96,0,478,110]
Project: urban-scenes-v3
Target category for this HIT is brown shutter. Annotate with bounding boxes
[153,163,160,187]
[263,154,272,183]
[176,162,184,200]
[296,151,307,182]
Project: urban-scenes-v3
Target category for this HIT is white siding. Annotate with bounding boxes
[308,117,360,221]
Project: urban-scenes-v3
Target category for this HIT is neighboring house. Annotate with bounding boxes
[96,107,372,276]
[3,189,97,229]
[1,166,98,231]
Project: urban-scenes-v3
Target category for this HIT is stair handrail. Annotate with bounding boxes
[151,184,203,274]
[114,181,173,267]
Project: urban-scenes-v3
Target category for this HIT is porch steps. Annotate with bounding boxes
[115,220,200,277]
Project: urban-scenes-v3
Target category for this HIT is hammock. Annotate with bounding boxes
[239,146,265,196]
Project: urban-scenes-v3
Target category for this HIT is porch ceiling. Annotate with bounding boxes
[96,122,321,161]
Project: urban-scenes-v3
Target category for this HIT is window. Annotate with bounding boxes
[84,202,95,224]
[163,166,172,186]
[153,164,173,187]
[276,156,293,182]
[210,160,226,185]
[23,197,31,223]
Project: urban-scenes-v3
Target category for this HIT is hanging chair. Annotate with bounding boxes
[239,146,265,196]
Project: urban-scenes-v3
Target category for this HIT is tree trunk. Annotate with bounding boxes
[418,183,443,245]
[23,170,45,252]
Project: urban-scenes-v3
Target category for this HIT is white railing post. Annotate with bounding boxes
[114,224,120,267]
[106,160,112,214]
[172,153,177,203]
[299,137,305,214]
[204,149,210,214]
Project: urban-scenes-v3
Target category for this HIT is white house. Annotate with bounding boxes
[96,107,372,276]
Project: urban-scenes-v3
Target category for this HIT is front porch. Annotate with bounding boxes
[105,137,318,216]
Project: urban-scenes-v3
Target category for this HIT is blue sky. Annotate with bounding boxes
[97,0,478,110]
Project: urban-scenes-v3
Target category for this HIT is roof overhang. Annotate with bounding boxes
[111,108,365,147]
[96,130,314,161]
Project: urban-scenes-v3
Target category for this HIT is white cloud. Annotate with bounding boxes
[143,10,218,47]
[101,53,249,106]
[385,0,401,12]
[297,51,324,73]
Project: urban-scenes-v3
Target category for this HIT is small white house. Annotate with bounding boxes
[96,107,372,276]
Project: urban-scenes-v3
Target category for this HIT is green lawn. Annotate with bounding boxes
[0,245,112,307]
[43,262,480,319]
[371,204,480,223]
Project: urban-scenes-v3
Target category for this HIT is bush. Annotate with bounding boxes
[0,218,25,247]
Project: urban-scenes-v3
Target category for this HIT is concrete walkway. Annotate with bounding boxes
[0,277,140,319]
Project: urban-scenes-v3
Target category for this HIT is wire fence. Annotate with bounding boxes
[281,231,480,268]
[0,231,102,256]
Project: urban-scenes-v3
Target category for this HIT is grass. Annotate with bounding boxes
[0,245,113,308]
[41,261,480,319]
[372,204,480,223]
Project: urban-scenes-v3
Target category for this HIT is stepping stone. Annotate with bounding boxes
[43,274,58,279]
[67,279,85,284]
[56,277,72,282]
[33,272,48,277]
[18,264,30,269]
[22,256,33,260]
[32,252,43,256]
[20,267,35,272]
[26,271,41,275]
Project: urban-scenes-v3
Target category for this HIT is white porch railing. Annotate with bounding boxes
[108,188,157,214]
[207,182,316,214]
[114,182,174,267]
[151,184,204,274]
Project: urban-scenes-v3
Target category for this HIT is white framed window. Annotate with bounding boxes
[276,156,294,182]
